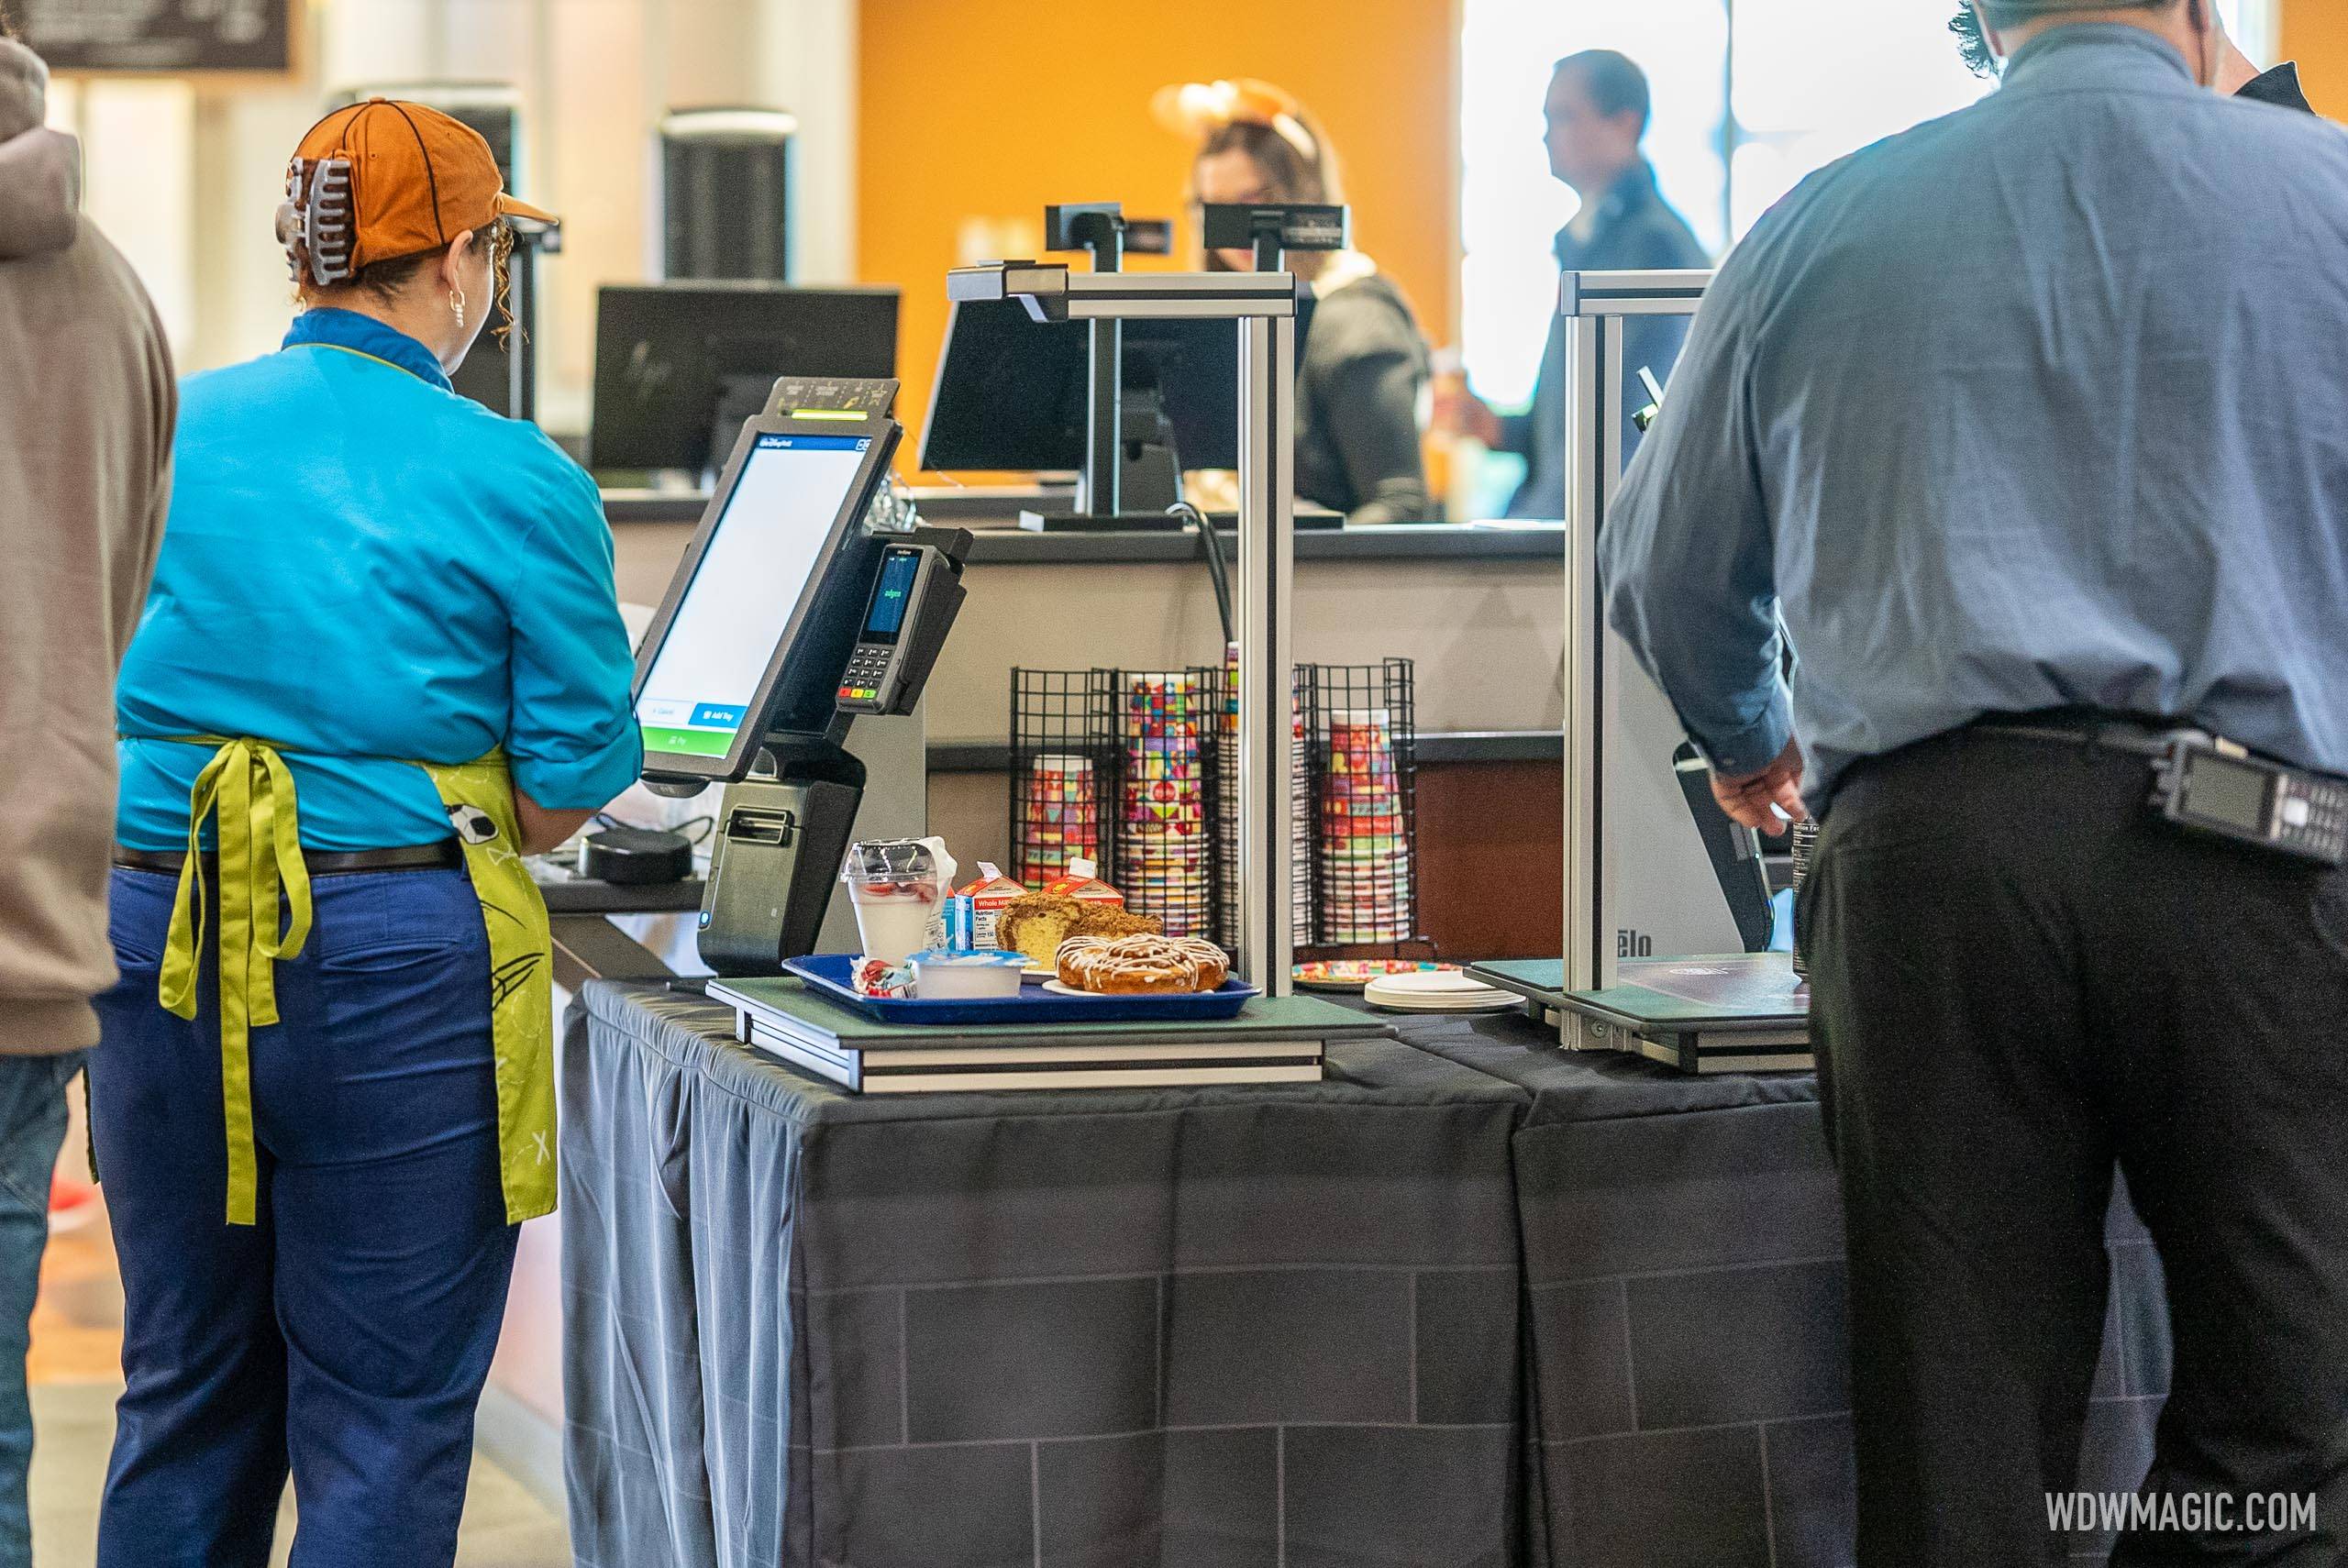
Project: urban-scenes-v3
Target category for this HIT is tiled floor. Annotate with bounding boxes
[28,1382,570,1567]
[28,1200,123,1387]
[28,1148,569,1567]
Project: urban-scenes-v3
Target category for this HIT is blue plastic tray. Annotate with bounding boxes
[783,954,1259,1027]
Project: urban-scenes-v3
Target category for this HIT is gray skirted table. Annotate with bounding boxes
[561,982,2170,1568]
[561,982,1531,1568]
[1403,1015,2170,1568]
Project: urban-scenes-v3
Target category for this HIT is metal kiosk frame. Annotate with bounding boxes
[947,263,1301,997]
[1561,269,1717,1001]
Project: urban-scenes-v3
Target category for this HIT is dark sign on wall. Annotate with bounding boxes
[17,0,294,74]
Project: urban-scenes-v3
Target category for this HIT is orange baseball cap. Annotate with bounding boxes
[279,97,556,283]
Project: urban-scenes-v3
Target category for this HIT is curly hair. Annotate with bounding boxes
[0,3,21,43]
[1955,0,2176,75]
[1952,5,1999,75]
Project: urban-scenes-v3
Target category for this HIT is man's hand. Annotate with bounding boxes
[1711,738,1809,837]
[1433,375,1504,448]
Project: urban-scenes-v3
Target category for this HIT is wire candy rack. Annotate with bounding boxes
[1009,657,1423,953]
[1296,659,1419,952]
[1007,668,1116,889]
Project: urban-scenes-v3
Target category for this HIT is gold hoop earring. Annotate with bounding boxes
[449,289,468,328]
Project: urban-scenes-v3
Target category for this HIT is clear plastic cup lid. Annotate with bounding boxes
[841,838,938,885]
[908,948,1025,967]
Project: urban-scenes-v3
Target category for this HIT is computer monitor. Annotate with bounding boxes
[916,294,1314,475]
[633,411,902,782]
[592,283,899,474]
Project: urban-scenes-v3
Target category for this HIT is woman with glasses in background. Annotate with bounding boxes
[1160,78,1436,525]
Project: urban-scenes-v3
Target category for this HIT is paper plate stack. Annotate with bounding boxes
[1362,969,1521,1015]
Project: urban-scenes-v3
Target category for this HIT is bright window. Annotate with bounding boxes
[1459,0,2274,408]
[1458,0,1730,410]
[1725,3,1991,241]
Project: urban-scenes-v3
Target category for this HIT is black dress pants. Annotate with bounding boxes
[1806,727,2348,1566]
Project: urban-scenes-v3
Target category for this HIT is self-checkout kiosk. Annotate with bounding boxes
[944,258,1304,996]
[629,375,970,975]
[1470,270,1811,1073]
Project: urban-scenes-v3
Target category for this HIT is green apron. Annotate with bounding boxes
[151,736,558,1227]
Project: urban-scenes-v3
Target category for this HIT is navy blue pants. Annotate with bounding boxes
[89,866,519,1568]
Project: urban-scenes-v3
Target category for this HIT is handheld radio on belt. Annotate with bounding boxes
[1978,718,2348,868]
[2151,735,2348,867]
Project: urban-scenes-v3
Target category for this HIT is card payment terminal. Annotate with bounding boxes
[836,542,961,714]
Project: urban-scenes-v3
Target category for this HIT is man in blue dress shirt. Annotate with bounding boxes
[1602,2,2348,1562]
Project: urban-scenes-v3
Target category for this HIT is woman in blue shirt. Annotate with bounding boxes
[90,101,638,1567]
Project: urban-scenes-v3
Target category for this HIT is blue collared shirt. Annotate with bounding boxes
[1601,25,2348,808]
[116,308,642,849]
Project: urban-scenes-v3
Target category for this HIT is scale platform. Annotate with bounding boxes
[1463,959,1570,1015]
[1468,953,1812,1076]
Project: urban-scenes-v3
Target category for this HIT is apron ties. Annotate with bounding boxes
[158,738,313,1226]
[144,735,556,1228]
[420,751,559,1224]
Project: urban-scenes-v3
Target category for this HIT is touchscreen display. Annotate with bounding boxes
[636,433,870,758]
[862,548,919,643]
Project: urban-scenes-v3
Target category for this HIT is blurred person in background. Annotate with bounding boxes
[1158,77,1435,525]
[1439,50,1709,519]
[0,10,174,1566]
[90,98,637,1567]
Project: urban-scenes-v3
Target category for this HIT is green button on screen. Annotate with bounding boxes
[641,725,733,757]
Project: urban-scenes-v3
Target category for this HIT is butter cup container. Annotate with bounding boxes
[908,949,1027,1000]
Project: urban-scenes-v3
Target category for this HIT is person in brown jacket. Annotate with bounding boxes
[0,12,172,1562]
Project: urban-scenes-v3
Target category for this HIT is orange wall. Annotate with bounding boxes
[2281,0,2348,118]
[858,0,1462,475]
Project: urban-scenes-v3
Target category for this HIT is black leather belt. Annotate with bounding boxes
[1969,709,2176,759]
[114,840,463,877]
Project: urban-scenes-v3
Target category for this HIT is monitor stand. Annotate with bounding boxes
[698,730,868,976]
[1019,390,1187,532]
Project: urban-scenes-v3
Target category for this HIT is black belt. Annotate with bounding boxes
[1969,712,2175,759]
[114,840,463,877]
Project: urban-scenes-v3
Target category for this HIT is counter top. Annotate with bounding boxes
[957,522,1567,565]
[925,728,1567,772]
[603,486,1567,564]
[602,484,1078,528]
